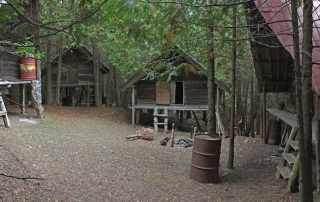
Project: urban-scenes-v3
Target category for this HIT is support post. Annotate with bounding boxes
[87,85,90,107]
[20,84,25,114]
[132,85,135,126]
[263,84,267,144]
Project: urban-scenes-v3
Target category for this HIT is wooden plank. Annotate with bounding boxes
[277,166,291,179]
[282,153,296,165]
[156,82,170,104]
[267,108,297,127]
[288,140,299,151]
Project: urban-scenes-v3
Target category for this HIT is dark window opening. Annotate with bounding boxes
[175,82,183,104]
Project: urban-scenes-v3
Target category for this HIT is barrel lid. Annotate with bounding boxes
[195,134,221,141]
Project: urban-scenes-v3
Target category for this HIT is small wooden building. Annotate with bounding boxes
[118,45,231,130]
[0,47,44,126]
[48,46,109,106]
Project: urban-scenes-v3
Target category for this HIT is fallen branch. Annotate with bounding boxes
[0,173,45,180]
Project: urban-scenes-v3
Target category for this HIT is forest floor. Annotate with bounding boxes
[0,105,317,202]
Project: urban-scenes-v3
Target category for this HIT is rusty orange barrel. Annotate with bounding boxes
[190,134,221,183]
[19,58,36,79]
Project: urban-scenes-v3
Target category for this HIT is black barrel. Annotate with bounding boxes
[189,135,221,183]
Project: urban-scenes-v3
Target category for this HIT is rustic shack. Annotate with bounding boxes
[0,48,44,127]
[118,46,231,133]
[48,46,109,106]
[245,0,320,192]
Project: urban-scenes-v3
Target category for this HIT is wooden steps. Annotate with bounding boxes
[287,140,298,151]
[276,126,299,193]
[153,107,168,133]
[276,166,291,179]
[282,153,296,165]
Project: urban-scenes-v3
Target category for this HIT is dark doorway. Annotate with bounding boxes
[175,82,183,104]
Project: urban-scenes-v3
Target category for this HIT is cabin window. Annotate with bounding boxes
[175,82,184,104]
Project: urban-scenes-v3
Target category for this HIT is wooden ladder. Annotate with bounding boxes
[153,107,168,133]
[276,126,299,192]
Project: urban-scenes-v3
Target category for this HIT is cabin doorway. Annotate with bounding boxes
[175,82,183,104]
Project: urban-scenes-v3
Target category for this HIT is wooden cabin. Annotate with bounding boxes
[117,46,231,133]
[48,47,109,106]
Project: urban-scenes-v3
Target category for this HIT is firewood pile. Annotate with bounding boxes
[126,128,157,141]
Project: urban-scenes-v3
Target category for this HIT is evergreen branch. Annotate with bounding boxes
[6,0,109,39]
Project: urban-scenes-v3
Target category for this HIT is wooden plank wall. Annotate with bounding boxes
[51,50,94,86]
[0,53,20,80]
[184,80,207,105]
[136,83,156,104]
[156,82,170,104]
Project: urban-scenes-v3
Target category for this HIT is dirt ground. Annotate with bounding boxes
[0,105,317,201]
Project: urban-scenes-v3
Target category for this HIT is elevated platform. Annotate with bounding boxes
[267,108,317,143]
[132,104,208,111]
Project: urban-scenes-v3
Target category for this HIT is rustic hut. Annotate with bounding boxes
[117,45,231,133]
[47,46,109,106]
[245,0,320,192]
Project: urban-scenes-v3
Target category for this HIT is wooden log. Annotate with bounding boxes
[170,123,175,147]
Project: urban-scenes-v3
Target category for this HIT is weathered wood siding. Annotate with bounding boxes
[0,53,20,80]
[156,81,170,104]
[135,80,156,104]
[184,81,207,105]
[51,50,94,86]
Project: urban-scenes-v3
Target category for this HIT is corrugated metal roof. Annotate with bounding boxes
[255,0,320,95]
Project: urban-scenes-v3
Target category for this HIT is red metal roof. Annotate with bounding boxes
[255,0,320,95]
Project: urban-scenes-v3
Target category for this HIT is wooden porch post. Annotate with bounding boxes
[87,85,90,107]
[20,84,25,114]
[132,85,135,126]
[263,84,267,144]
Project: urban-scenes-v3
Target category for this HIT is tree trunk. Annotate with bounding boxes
[92,39,101,107]
[236,69,242,116]
[206,1,216,137]
[250,74,255,137]
[299,0,314,200]
[106,61,113,107]
[54,35,63,106]
[46,35,53,105]
[228,0,236,169]
[256,94,260,137]
[242,80,249,132]
[113,65,120,107]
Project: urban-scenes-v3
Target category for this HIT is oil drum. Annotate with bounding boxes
[189,134,221,183]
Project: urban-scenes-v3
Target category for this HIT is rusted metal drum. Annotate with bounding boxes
[20,58,36,80]
[190,134,221,183]
[268,120,281,145]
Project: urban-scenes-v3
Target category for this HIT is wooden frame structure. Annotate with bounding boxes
[117,46,231,131]
[42,46,109,106]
